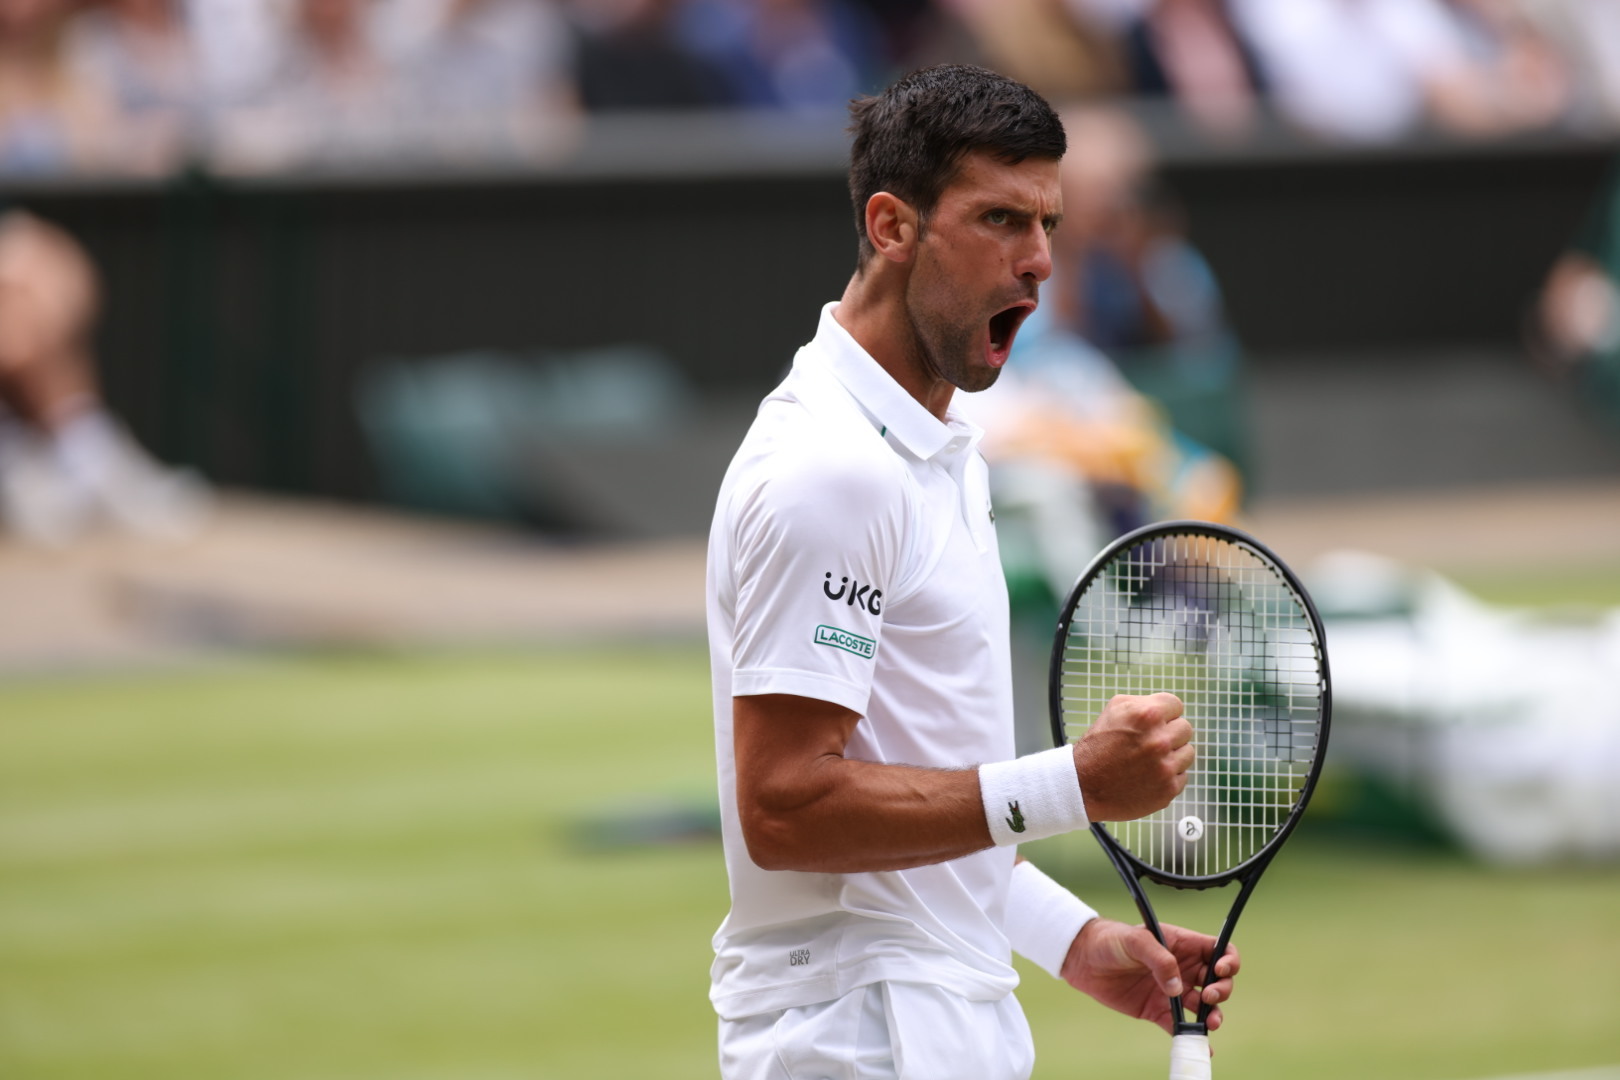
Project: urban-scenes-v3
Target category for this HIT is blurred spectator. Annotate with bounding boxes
[1517,0,1620,131]
[1057,110,1228,355]
[206,0,409,171]
[1065,175,1232,353]
[0,0,1613,179]
[1227,0,1477,142]
[1228,0,1576,142]
[182,0,288,108]
[0,0,118,174]
[373,0,580,159]
[0,209,208,545]
[1050,107,1245,474]
[939,0,1126,103]
[843,0,934,72]
[1433,0,1574,135]
[1531,161,1620,429]
[1115,0,1268,137]
[675,0,885,111]
[63,0,202,175]
[567,0,732,110]
[1053,106,1244,511]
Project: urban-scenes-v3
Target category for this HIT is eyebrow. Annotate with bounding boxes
[992,206,1064,232]
[984,202,1061,221]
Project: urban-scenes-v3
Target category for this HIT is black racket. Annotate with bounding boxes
[1049,520,1331,1080]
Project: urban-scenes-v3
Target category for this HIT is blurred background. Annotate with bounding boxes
[2,0,1619,1077]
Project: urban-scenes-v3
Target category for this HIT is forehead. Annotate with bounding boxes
[937,150,1062,212]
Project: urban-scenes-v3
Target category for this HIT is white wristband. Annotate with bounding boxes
[1005,859,1098,979]
[978,745,1089,847]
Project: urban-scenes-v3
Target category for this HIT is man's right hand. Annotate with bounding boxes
[1073,693,1193,821]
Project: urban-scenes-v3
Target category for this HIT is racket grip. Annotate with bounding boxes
[1169,1033,1211,1080]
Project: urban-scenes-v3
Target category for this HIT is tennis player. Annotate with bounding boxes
[706,64,1239,1079]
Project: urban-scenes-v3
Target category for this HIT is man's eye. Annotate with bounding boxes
[986,210,1009,226]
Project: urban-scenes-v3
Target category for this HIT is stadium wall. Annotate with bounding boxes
[8,108,1617,512]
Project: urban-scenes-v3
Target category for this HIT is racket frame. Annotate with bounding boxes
[1047,519,1333,1036]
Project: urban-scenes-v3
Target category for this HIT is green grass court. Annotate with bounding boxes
[2,642,1617,1079]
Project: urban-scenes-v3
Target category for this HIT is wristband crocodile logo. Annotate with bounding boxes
[1006,800,1026,833]
[814,624,875,659]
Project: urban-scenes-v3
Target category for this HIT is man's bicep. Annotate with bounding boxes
[734,694,861,776]
[734,694,860,813]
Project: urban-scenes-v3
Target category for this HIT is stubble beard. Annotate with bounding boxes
[904,272,1001,396]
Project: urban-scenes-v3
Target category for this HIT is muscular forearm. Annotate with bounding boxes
[740,750,992,873]
[732,690,1192,874]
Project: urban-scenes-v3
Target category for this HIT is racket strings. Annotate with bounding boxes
[1059,534,1325,880]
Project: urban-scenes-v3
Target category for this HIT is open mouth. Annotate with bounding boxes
[987,303,1035,367]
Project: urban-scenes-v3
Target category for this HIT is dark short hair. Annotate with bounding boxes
[847,64,1065,265]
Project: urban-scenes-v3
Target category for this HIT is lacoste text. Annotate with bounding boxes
[814,625,876,659]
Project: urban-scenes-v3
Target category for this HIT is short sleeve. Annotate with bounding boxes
[727,446,907,715]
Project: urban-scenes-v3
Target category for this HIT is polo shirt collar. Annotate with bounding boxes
[811,302,978,462]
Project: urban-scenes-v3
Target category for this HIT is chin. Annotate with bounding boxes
[955,366,1003,394]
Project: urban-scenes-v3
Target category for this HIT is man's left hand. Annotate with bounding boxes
[1057,918,1240,1034]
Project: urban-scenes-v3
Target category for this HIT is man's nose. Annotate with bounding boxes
[1020,225,1053,283]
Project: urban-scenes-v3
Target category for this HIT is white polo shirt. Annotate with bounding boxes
[707,301,1020,1020]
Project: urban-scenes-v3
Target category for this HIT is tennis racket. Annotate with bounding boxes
[1049,520,1331,1080]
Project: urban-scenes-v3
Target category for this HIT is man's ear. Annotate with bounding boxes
[865,192,918,265]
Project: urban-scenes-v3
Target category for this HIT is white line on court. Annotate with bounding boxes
[1472,1068,1620,1080]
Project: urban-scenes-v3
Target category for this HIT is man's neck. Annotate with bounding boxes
[834,269,956,421]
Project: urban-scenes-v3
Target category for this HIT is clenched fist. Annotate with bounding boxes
[1073,693,1194,822]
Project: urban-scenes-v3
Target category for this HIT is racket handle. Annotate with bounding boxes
[1169,1033,1211,1080]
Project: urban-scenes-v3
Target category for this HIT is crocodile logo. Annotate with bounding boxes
[1006,800,1026,834]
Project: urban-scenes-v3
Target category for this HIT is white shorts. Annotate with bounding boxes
[717,982,1035,1080]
